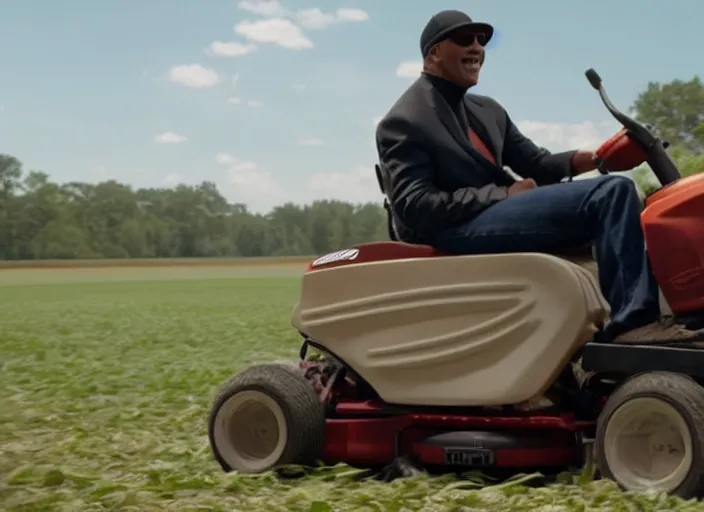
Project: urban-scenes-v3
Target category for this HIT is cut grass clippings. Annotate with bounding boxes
[1,267,703,511]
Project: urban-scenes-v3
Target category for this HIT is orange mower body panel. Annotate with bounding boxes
[642,173,704,315]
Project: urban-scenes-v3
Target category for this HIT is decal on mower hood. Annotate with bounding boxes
[311,248,360,267]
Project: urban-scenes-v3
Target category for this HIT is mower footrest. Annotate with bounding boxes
[582,342,704,377]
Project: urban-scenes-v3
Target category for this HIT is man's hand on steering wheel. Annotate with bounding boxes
[571,150,598,175]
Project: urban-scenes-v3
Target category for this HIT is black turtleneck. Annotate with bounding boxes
[422,72,470,132]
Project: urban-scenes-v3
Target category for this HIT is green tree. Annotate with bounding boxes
[627,75,704,195]
[631,76,704,154]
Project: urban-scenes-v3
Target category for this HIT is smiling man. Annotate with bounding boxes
[375,9,704,343]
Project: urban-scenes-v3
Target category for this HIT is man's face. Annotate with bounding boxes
[432,29,488,88]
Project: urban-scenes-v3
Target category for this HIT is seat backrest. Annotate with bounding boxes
[374,164,386,194]
[375,164,399,241]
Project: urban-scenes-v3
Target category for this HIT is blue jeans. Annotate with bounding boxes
[430,175,660,341]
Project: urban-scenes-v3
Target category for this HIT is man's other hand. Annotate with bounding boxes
[508,179,537,196]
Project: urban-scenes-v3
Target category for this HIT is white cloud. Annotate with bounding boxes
[226,97,261,107]
[154,132,187,144]
[335,8,370,23]
[168,64,220,88]
[298,138,323,147]
[295,7,369,29]
[228,160,255,173]
[516,120,619,153]
[234,18,313,50]
[294,8,335,29]
[234,2,368,51]
[216,152,236,165]
[214,153,282,208]
[227,162,281,198]
[395,60,422,78]
[237,0,369,26]
[207,41,257,57]
[309,165,380,203]
[162,173,182,186]
[237,0,285,16]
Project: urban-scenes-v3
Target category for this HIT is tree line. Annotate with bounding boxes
[1,75,702,260]
[0,155,389,259]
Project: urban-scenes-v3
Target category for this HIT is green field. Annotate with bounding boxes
[1,265,702,511]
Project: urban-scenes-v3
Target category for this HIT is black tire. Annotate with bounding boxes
[207,362,326,473]
[595,371,704,498]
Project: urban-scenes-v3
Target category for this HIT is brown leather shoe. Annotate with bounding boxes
[613,320,704,344]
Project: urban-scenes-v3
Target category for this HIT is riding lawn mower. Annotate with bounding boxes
[207,69,704,499]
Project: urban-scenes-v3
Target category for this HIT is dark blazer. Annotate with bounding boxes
[375,73,576,244]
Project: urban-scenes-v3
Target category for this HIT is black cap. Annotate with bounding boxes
[420,10,494,57]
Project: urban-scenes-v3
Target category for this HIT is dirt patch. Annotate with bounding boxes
[0,263,309,286]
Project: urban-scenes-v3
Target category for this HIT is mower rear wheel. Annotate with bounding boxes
[595,371,704,498]
[208,363,326,473]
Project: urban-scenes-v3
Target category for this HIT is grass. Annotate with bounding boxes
[1,265,703,511]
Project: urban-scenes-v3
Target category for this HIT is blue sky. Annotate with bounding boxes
[1,0,702,212]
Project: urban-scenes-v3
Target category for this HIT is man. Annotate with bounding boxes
[375,9,703,343]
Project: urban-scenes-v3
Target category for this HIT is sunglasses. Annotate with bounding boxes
[447,31,489,47]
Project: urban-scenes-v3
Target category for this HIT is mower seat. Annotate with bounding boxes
[351,241,442,262]
[373,163,598,276]
[346,241,597,277]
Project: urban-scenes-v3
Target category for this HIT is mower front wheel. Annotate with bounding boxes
[595,371,704,498]
[208,363,326,474]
